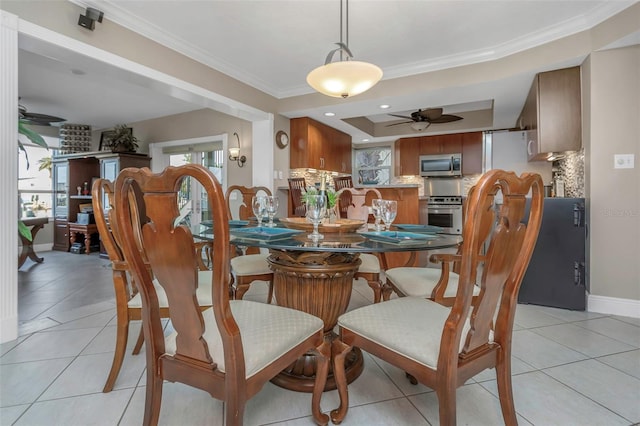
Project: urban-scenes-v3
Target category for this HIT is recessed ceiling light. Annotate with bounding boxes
[362,138,370,142]
[379,104,390,109]
[71,69,86,75]
[324,112,335,117]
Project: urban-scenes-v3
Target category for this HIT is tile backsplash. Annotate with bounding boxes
[553,148,585,198]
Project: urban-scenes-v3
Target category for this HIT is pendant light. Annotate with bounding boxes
[307,0,382,98]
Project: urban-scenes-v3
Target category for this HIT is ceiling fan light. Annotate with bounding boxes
[307,60,382,98]
[410,121,430,131]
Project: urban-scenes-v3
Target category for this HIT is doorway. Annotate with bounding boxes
[149,135,227,227]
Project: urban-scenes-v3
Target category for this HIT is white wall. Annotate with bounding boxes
[491,130,553,182]
[587,46,639,313]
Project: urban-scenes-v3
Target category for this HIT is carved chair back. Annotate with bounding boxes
[333,169,544,425]
[288,177,307,217]
[225,185,272,221]
[225,185,272,255]
[113,165,329,425]
[336,187,382,225]
[333,176,354,218]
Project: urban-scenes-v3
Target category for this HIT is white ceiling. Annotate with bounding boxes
[16,0,637,143]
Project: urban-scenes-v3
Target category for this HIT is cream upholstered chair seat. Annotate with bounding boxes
[230,253,272,276]
[330,170,544,426]
[128,271,214,308]
[113,165,330,425]
[166,301,324,377]
[337,297,485,369]
[385,267,480,299]
[357,253,381,274]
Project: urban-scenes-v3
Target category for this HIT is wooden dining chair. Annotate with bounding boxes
[332,176,353,218]
[331,169,544,425]
[288,177,307,217]
[382,185,493,306]
[112,164,330,426]
[225,185,275,303]
[336,187,384,303]
[92,179,213,393]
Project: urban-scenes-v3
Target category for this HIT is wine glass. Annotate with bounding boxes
[265,195,279,227]
[305,194,327,241]
[371,199,385,231]
[251,195,266,228]
[380,200,398,231]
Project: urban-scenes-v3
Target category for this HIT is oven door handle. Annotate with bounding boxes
[428,206,463,213]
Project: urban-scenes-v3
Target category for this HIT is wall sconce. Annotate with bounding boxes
[229,132,246,167]
[78,7,104,31]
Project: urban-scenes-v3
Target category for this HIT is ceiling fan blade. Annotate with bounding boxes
[428,114,463,124]
[388,113,414,120]
[385,121,413,127]
[21,112,66,123]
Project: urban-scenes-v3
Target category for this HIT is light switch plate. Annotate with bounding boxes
[614,154,634,169]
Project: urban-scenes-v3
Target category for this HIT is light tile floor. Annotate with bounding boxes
[2,251,639,425]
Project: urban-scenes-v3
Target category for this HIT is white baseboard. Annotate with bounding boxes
[588,294,640,318]
[33,243,53,253]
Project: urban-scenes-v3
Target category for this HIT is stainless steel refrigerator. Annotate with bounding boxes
[519,197,587,310]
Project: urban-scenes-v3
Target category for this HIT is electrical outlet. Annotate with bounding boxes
[278,171,284,179]
[614,154,634,169]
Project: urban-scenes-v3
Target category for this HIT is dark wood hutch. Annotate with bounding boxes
[52,151,151,252]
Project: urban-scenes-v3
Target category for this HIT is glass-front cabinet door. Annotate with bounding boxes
[52,161,68,219]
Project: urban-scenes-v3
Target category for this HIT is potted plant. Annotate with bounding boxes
[300,186,339,222]
[109,124,139,153]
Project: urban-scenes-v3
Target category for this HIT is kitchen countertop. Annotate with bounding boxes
[354,184,420,189]
[278,184,421,190]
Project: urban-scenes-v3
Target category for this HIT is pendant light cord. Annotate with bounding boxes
[339,0,350,62]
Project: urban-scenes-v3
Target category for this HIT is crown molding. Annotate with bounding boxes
[70,0,635,100]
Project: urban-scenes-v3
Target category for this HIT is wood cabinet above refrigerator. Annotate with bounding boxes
[519,66,582,161]
[290,117,352,173]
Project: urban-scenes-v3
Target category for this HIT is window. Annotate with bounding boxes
[353,147,392,185]
[18,136,58,220]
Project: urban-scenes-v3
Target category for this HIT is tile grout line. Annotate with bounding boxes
[537,366,636,424]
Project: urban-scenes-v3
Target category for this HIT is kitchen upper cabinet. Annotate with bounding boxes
[394,137,420,176]
[461,132,483,175]
[519,66,582,161]
[290,117,352,173]
[420,133,462,155]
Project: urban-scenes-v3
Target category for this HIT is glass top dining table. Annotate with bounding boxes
[194,221,462,253]
[193,219,462,393]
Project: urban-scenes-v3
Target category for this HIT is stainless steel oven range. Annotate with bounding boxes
[426,196,463,235]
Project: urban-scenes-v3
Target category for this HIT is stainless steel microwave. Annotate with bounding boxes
[419,153,462,177]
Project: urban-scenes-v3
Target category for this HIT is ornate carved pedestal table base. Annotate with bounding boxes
[267,249,363,392]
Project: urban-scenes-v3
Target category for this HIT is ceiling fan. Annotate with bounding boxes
[19,102,66,126]
[386,108,463,131]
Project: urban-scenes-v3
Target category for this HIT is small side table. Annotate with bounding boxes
[18,217,49,268]
[68,222,99,255]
